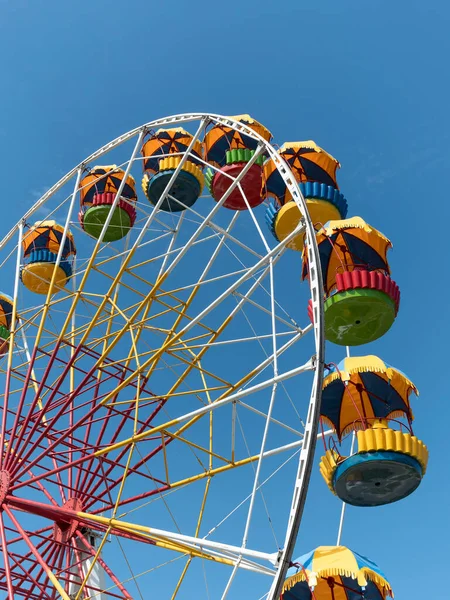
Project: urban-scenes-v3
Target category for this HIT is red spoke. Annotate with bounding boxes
[91,484,171,515]
[24,465,60,507]
[0,512,15,597]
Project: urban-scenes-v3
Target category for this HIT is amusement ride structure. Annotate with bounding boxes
[0,113,427,598]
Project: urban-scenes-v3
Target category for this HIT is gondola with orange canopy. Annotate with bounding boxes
[21,221,76,294]
[319,356,428,507]
[0,293,15,356]
[79,165,137,242]
[264,142,346,250]
[303,217,400,345]
[141,128,204,212]
[204,115,272,210]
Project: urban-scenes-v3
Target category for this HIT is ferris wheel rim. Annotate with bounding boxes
[4,112,308,248]
[0,112,325,599]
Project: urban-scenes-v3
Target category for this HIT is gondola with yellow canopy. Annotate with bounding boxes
[282,545,393,599]
[21,221,76,295]
[264,142,347,250]
[0,293,15,356]
[204,115,272,210]
[319,356,428,507]
[141,128,204,212]
[79,165,137,242]
[303,218,400,345]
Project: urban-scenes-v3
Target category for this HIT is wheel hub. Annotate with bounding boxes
[53,497,84,543]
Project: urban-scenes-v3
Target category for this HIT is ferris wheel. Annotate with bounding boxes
[0,112,428,600]
[0,113,326,599]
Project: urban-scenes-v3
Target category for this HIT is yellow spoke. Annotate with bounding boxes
[160,430,230,467]
[163,348,232,387]
[106,385,228,407]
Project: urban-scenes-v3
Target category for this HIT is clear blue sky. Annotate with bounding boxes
[0,0,448,597]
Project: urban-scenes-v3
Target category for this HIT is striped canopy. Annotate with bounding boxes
[283,546,393,600]
[264,141,340,204]
[0,293,14,330]
[141,128,203,175]
[79,165,137,206]
[22,221,76,259]
[203,114,272,167]
[321,355,418,440]
[302,217,392,295]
